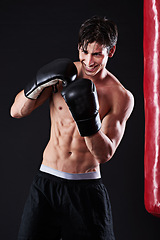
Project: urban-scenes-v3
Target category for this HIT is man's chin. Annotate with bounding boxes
[84,71,97,77]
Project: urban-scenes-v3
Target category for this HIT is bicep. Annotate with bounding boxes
[101,113,127,149]
[101,91,134,149]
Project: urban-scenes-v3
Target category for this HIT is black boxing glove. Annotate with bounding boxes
[61,78,101,136]
[24,58,77,99]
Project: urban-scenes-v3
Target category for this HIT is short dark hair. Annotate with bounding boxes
[78,16,118,52]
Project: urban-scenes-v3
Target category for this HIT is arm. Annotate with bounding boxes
[10,87,52,118]
[10,58,77,118]
[84,90,134,163]
[61,77,134,163]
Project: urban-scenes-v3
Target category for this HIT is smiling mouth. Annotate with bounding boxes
[83,64,98,72]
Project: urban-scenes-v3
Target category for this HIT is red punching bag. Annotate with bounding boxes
[144,0,160,217]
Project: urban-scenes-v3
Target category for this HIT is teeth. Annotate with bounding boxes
[85,65,96,70]
[86,66,94,69]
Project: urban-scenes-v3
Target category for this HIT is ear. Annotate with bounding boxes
[108,46,116,58]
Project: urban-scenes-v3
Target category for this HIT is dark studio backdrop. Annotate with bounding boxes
[1,0,159,239]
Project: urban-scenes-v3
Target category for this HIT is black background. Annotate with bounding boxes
[1,0,160,239]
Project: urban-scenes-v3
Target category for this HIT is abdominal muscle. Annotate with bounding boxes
[42,93,99,174]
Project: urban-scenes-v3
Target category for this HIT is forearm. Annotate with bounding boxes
[10,90,36,118]
[84,130,114,164]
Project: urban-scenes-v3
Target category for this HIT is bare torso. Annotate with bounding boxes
[42,86,100,173]
[42,61,130,173]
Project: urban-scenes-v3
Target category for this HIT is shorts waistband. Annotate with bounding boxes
[40,164,101,180]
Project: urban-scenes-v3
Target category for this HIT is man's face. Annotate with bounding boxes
[79,41,109,77]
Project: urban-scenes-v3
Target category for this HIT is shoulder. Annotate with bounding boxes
[74,61,81,69]
[116,87,134,121]
[113,86,134,122]
[74,61,82,78]
[105,71,134,121]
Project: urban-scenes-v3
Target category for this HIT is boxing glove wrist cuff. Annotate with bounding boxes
[24,77,59,100]
[76,112,101,137]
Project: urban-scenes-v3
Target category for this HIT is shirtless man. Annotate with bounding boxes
[10,16,134,240]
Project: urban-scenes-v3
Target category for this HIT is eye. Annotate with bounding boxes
[82,50,88,54]
[93,53,101,57]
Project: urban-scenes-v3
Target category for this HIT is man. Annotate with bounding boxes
[10,16,134,240]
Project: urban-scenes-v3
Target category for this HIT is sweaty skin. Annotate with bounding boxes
[10,42,134,174]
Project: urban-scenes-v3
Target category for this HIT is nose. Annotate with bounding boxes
[85,54,94,66]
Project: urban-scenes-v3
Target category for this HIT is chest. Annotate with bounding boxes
[50,86,112,122]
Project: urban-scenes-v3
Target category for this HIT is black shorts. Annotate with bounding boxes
[17,169,115,240]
